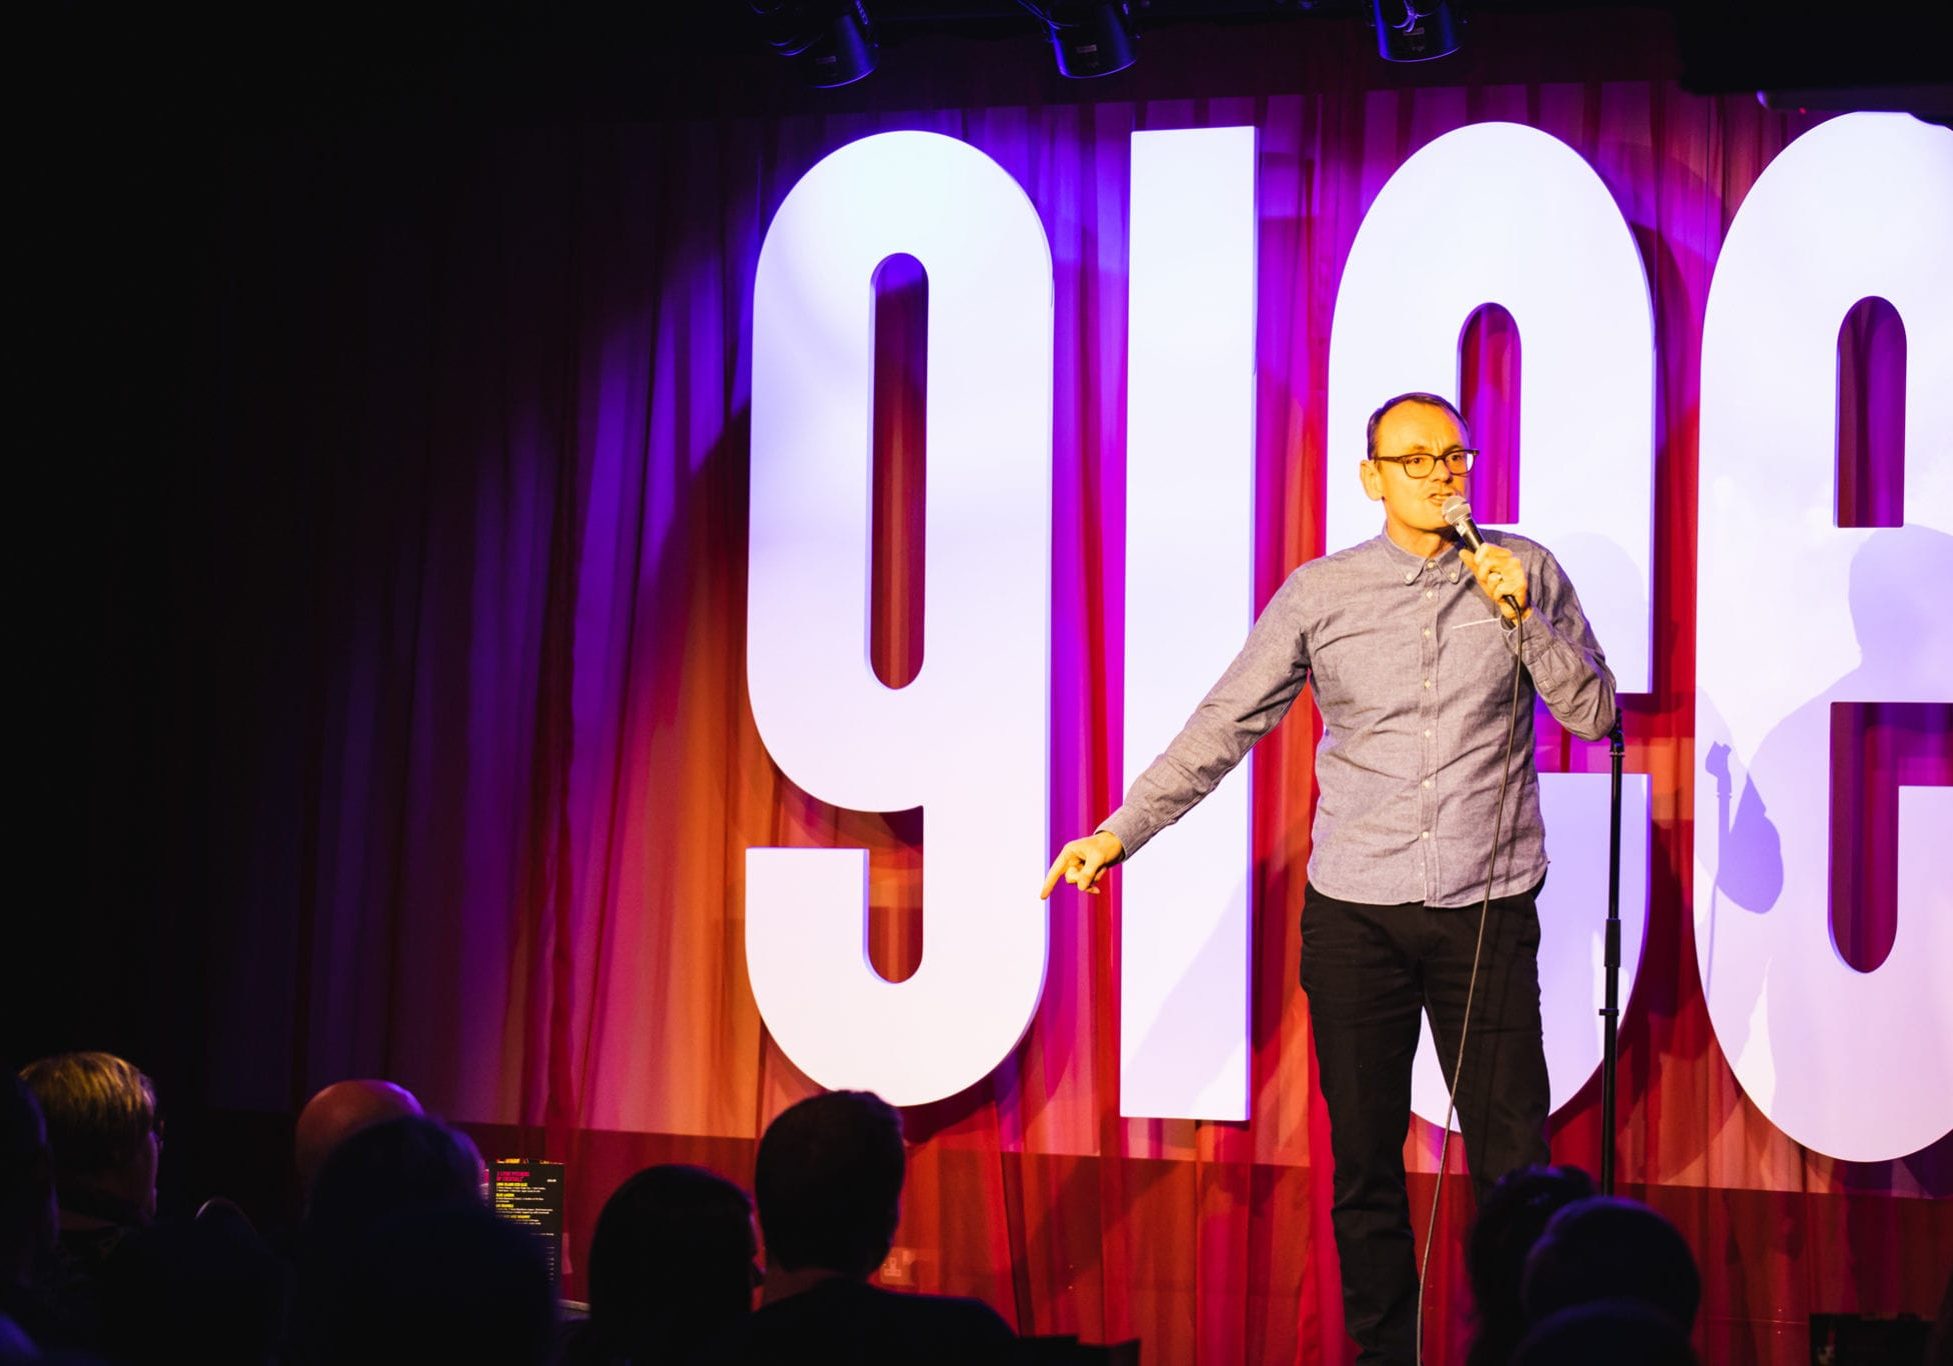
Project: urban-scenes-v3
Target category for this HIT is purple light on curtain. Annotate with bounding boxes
[868,252,928,985]
[1829,295,1918,973]
[1836,294,1905,529]
[1458,301,1520,524]
[1830,701,1953,975]
[871,252,928,692]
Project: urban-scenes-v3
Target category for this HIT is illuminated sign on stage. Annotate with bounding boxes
[1694,112,1953,1162]
[1121,125,1259,1121]
[746,115,1953,1161]
[1326,120,1658,1131]
[747,130,1054,1108]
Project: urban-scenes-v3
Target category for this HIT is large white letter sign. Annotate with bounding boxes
[1324,121,1654,687]
[1121,126,1258,1120]
[746,131,1054,1106]
[1695,113,1953,1162]
[1325,121,1657,1128]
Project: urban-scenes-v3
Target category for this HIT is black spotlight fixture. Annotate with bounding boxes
[1372,0,1459,63]
[751,0,878,88]
[1023,2,1137,79]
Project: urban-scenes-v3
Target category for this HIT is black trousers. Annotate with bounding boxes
[1299,878,1551,1366]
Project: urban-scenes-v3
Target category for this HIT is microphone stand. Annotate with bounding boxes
[1599,713,1626,1196]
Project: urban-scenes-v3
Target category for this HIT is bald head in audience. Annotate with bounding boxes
[294,1080,423,1194]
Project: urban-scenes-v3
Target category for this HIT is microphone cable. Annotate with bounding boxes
[1414,609,1527,1366]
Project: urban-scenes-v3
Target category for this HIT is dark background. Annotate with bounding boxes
[13,0,1949,1230]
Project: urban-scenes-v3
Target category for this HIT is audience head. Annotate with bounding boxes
[18,1051,161,1222]
[312,1203,555,1366]
[1,1076,58,1282]
[294,1078,424,1193]
[754,1090,904,1278]
[586,1164,758,1362]
[1465,1163,1596,1365]
[1511,1297,1698,1366]
[1522,1195,1702,1331]
[302,1114,483,1248]
[296,1115,494,1363]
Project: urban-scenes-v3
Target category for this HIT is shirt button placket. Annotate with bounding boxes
[1421,560,1439,895]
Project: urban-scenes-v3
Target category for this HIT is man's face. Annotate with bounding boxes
[1358,400,1469,546]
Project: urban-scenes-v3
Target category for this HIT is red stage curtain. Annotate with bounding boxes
[179,18,1952,1364]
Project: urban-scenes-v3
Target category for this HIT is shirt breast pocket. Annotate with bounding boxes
[1442,614,1510,675]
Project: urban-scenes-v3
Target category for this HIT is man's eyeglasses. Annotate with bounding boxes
[1371,448,1476,479]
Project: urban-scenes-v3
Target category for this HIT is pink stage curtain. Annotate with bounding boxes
[184,18,1952,1364]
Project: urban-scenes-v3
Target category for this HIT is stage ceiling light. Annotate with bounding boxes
[751,0,879,88]
[1023,1,1137,80]
[1372,0,1459,63]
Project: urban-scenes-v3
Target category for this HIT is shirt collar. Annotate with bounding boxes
[1372,533,1464,585]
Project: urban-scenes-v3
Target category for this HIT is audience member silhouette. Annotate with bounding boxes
[310,1202,555,1366]
[1521,1195,1701,1332]
[699,1089,1014,1366]
[1463,1163,1595,1366]
[293,1080,424,1198]
[301,1113,484,1249]
[567,1164,758,1366]
[1509,1296,1698,1365]
[97,1203,288,1366]
[18,1051,163,1346]
[1,1077,60,1358]
[296,1113,491,1363]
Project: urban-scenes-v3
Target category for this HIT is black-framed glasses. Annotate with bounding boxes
[1372,447,1476,478]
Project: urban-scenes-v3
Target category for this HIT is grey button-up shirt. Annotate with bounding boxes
[1099,530,1616,908]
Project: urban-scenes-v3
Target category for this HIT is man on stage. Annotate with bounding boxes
[1041,392,1616,1364]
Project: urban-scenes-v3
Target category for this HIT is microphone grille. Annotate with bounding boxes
[1440,495,1472,530]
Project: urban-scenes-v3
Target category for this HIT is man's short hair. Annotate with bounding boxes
[1512,1298,1699,1366]
[587,1164,756,1361]
[1365,391,1469,460]
[1522,1195,1702,1331]
[18,1052,158,1189]
[303,1115,485,1245]
[1465,1164,1597,1366]
[753,1090,903,1278]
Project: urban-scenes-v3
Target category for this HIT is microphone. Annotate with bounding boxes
[1441,495,1521,615]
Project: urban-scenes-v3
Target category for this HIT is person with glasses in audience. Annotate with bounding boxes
[1043,392,1616,1366]
[16,1051,166,1347]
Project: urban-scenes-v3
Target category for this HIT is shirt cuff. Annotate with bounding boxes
[1095,810,1148,863]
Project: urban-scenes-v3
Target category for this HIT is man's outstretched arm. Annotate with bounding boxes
[1040,568,1314,897]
